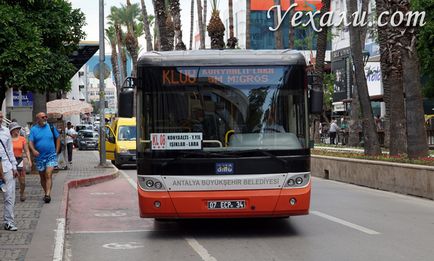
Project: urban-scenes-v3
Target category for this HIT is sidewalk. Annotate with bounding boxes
[0,150,117,261]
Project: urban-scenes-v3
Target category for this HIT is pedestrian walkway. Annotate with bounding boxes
[0,150,116,261]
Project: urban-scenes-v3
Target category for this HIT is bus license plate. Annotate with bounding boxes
[208,200,245,210]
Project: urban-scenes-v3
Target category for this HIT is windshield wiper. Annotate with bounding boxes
[236,149,288,168]
[161,150,238,168]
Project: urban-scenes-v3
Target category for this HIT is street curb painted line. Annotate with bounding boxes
[54,167,119,261]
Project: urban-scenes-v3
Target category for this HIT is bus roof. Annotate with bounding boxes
[138,49,306,67]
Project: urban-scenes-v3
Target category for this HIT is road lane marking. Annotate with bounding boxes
[311,210,381,235]
[103,242,144,250]
[70,229,162,234]
[119,170,217,261]
[121,170,217,261]
[120,169,138,189]
[53,218,66,261]
[185,237,218,261]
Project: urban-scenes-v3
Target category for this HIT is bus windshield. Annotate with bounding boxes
[142,65,307,153]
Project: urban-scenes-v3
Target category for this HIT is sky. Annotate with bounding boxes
[69,0,202,52]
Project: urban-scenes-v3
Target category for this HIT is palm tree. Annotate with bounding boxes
[153,0,171,51]
[140,0,153,52]
[376,0,407,155]
[207,0,225,49]
[105,26,121,92]
[227,0,238,49]
[400,0,428,158]
[170,0,186,50]
[189,0,195,50]
[245,0,251,49]
[119,3,141,77]
[348,0,381,156]
[274,0,283,49]
[108,7,127,85]
[196,0,206,49]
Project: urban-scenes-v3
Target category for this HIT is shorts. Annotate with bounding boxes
[36,153,58,172]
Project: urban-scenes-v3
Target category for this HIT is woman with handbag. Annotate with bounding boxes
[9,122,32,202]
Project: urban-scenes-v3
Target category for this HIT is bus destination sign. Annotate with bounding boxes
[162,66,284,86]
[151,133,203,150]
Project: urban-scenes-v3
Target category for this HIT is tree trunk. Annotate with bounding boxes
[273,0,283,49]
[376,0,407,155]
[110,46,121,99]
[115,24,127,83]
[227,0,238,49]
[203,0,207,36]
[312,0,331,144]
[153,0,171,51]
[140,0,154,52]
[245,0,251,49]
[33,92,47,122]
[189,0,194,50]
[170,0,186,50]
[348,0,381,156]
[288,0,295,49]
[196,0,206,49]
[348,0,369,147]
[401,0,428,159]
[165,14,175,51]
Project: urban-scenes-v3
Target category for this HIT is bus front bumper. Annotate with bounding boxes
[138,184,310,219]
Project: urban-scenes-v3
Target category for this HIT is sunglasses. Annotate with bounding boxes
[40,116,48,119]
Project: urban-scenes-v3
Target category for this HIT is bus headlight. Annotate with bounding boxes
[145,180,154,188]
[284,173,310,188]
[138,176,166,191]
[295,177,303,184]
[119,148,129,154]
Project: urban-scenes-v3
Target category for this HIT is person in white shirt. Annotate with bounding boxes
[65,122,77,165]
[0,112,18,231]
[329,120,340,145]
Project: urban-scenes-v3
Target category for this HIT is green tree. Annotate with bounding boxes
[413,0,434,98]
[0,1,85,109]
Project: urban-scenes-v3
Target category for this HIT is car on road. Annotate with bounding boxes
[77,130,99,150]
[104,117,137,168]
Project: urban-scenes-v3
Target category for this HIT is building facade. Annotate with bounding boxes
[330,0,385,118]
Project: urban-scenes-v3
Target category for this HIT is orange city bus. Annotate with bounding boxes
[134,50,319,219]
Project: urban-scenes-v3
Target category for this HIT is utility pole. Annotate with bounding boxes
[99,0,107,166]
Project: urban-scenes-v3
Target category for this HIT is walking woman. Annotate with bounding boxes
[9,122,32,202]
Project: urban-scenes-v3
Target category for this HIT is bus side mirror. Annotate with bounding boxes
[309,89,323,114]
[118,77,135,118]
[118,88,134,118]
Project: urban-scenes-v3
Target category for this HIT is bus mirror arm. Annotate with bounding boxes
[309,89,323,114]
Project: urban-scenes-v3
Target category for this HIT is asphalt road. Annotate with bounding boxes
[65,167,434,261]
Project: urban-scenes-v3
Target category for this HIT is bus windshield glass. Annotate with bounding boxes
[142,65,307,152]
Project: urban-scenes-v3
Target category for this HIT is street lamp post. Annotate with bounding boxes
[98,0,106,166]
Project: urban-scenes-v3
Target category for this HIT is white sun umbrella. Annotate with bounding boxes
[47,99,93,117]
